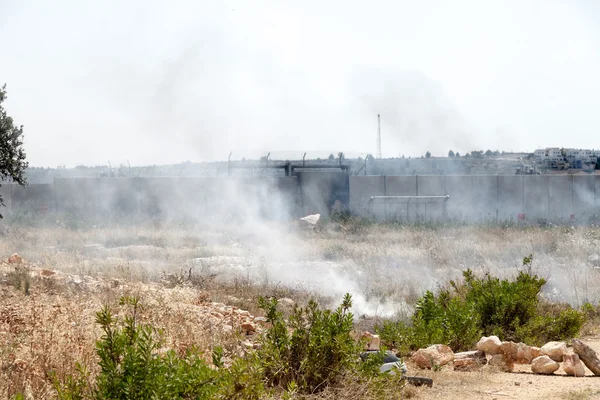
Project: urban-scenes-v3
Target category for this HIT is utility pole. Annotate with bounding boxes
[377,114,382,159]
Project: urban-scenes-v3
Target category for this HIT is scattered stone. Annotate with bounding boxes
[411,344,454,369]
[515,343,539,364]
[563,353,586,377]
[489,354,514,372]
[531,355,560,375]
[540,341,567,362]
[241,322,256,333]
[7,253,23,264]
[39,269,56,277]
[453,350,487,371]
[477,335,502,355]
[299,214,320,229]
[222,324,233,332]
[499,341,519,362]
[572,339,600,376]
[277,298,295,307]
[361,332,381,351]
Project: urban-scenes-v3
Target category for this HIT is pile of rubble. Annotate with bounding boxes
[410,335,600,376]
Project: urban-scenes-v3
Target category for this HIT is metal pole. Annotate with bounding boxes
[377,114,382,159]
[228,152,232,176]
[303,152,306,167]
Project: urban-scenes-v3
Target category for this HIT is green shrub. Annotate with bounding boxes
[256,293,360,394]
[55,294,390,399]
[459,268,545,340]
[378,256,586,353]
[515,307,586,346]
[54,296,231,400]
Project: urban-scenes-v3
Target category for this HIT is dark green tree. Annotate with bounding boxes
[425,151,431,158]
[448,150,455,157]
[0,84,28,217]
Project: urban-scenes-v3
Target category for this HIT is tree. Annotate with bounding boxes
[0,84,28,217]
[485,149,493,156]
[425,151,431,158]
[328,153,335,161]
[448,150,455,157]
[456,152,461,157]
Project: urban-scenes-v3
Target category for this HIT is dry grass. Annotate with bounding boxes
[1,220,600,398]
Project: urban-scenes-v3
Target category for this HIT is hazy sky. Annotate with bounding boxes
[1,0,600,167]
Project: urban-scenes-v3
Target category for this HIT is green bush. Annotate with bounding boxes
[55,294,392,399]
[515,307,586,346]
[378,256,586,353]
[55,296,228,400]
[256,293,361,394]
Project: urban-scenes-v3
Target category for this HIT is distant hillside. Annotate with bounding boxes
[20,153,542,183]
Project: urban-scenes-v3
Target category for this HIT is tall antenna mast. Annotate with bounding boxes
[377,114,382,159]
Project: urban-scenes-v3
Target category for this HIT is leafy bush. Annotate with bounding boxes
[256,293,361,394]
[55,296,228,400]
[458,268,545,340]
[55,294,392,399]
[378,256,586,352]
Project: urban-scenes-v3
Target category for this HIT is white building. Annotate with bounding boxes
[534,149,547,162]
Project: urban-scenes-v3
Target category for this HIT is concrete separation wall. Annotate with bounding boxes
[1,174,599,224]
[498,175,523,221]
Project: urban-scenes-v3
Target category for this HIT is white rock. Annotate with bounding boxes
[476,336,502,355]
[299,214,320,229]
[540,341,567,362]
[531,355,560,375]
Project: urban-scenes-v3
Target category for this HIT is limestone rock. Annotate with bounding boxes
[531,355,560,375]
[454,350,487,371]
[241,322,256,333]
[572,339,600,376]
[499,341,519,361]
[411,344,454,369]
[476,336,502,355]
[540,341,567,362]
[563,353,586,377]
[299,214,320,229]
[7,253,23,264]
[361,332,381,351]
[489,354,514,372]
[515,343,539,364]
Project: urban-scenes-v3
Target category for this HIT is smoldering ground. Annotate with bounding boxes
[3,175,600,318]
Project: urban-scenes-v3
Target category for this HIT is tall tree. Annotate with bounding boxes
[0,84,28,217]
[448,150,455,157]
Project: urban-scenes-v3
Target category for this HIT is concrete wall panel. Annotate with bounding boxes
[445,176,472,220]
[298,172,348,216]
[472,176,498,221]
[595,175,600,217]
[524,176,549,221]
[498,175,523,221]
[548,175,572,220]
[55,178,103,214]
[349,176,385,218]
[384,176,417,221]
[572,175,595,221]
[416,176,447,220]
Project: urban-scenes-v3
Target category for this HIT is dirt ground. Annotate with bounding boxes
[405,336,600,400]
